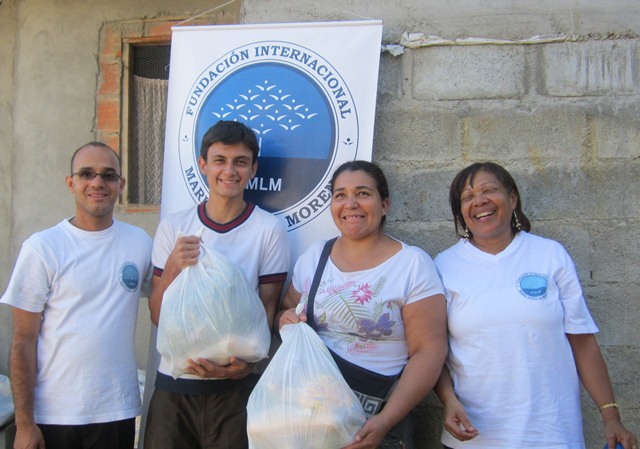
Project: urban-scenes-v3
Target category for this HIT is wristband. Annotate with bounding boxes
[598,402,619,411]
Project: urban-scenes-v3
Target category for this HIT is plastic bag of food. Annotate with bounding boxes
[157,233,271,378]
[0,374,14,427]
[247,322,366,449]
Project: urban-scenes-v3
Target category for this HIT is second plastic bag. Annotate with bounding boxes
[247,322,366,449]
[157,237,271,378]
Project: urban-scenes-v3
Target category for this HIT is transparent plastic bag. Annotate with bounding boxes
[156,234,271,378]
[247,322,366,449]
[0,374,14,426]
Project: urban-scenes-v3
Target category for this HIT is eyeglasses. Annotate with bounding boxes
[71,170,122,183]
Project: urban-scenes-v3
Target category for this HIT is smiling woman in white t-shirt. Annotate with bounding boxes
[278,160,448,449]
[433,161,637,449]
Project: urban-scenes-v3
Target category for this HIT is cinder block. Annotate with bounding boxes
[600,346,640,404]
[463,107,587,161]
[385,221,455,258]
[591,107,640,159]
[585,284,640,347]
[587,220,640,283]
[541,40,639,97]
[521,163,640,221]
[374,109,462,162]
[382,165,455,223]
[531,223,593,284]
[377,52,405,100]
[413,45,526,100]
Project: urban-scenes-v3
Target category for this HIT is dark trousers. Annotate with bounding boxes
[144,388,251,449]
[39,418,135,449]
[378,413,414,449]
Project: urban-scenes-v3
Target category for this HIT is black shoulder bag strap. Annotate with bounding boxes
[306,237,336,330]
[305,237,401,416]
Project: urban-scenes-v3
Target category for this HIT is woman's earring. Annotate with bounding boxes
[513,211,522,231]
[463,227,470,240]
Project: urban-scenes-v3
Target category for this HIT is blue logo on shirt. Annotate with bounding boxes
[517,273,547,299]
[120,263,140,292]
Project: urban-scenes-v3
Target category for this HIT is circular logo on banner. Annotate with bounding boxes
[178,41,359,230]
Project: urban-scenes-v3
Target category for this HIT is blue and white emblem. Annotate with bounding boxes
[120,262,140,292]
[178,41,359,230]
[517,273,547,299]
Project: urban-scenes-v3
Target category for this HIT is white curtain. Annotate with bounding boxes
[130,75,168,204]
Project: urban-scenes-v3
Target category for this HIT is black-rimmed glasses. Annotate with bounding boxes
[71,170,122,183]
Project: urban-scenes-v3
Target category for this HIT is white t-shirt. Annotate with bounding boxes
[435,231,598,449]
[293,238,444,376]
[153,202,290,380]
[1,219,153,425]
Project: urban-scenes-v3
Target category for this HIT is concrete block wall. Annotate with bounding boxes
[373,38,640,449]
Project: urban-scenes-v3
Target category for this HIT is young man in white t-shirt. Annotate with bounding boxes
[143,120,290,449]
[1,142,153,449]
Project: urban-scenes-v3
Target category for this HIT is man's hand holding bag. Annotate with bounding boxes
[156,233,271,379]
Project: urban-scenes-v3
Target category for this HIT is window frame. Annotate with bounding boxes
[95,11,239,211]
[97,21,176,211]
[123,38,171,207]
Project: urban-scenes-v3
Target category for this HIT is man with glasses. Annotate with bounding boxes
[1,142,153,449]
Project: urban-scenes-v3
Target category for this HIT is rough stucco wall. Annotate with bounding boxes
[8,0,228,248]
[0,0,17,377]
[0,1,639,448]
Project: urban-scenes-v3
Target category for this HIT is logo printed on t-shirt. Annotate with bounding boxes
[120,262,140,292]
[517,273,547,299]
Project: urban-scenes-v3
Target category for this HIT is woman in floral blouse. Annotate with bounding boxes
[278,160,447,449]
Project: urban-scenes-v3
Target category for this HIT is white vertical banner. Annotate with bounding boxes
[140,20,382,445]
[161,20,383,255]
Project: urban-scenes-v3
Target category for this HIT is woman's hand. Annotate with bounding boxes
[278,307,307,329]
[275,284,304,331]
[186,356,252,380]
[341,414,392,449]
[443,396,479,441]
[603,413,638,449]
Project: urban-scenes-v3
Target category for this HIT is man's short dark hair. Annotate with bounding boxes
[199,120,260,162]
[70,142,121,174]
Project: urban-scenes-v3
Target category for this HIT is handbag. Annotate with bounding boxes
[306,238,402,416]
